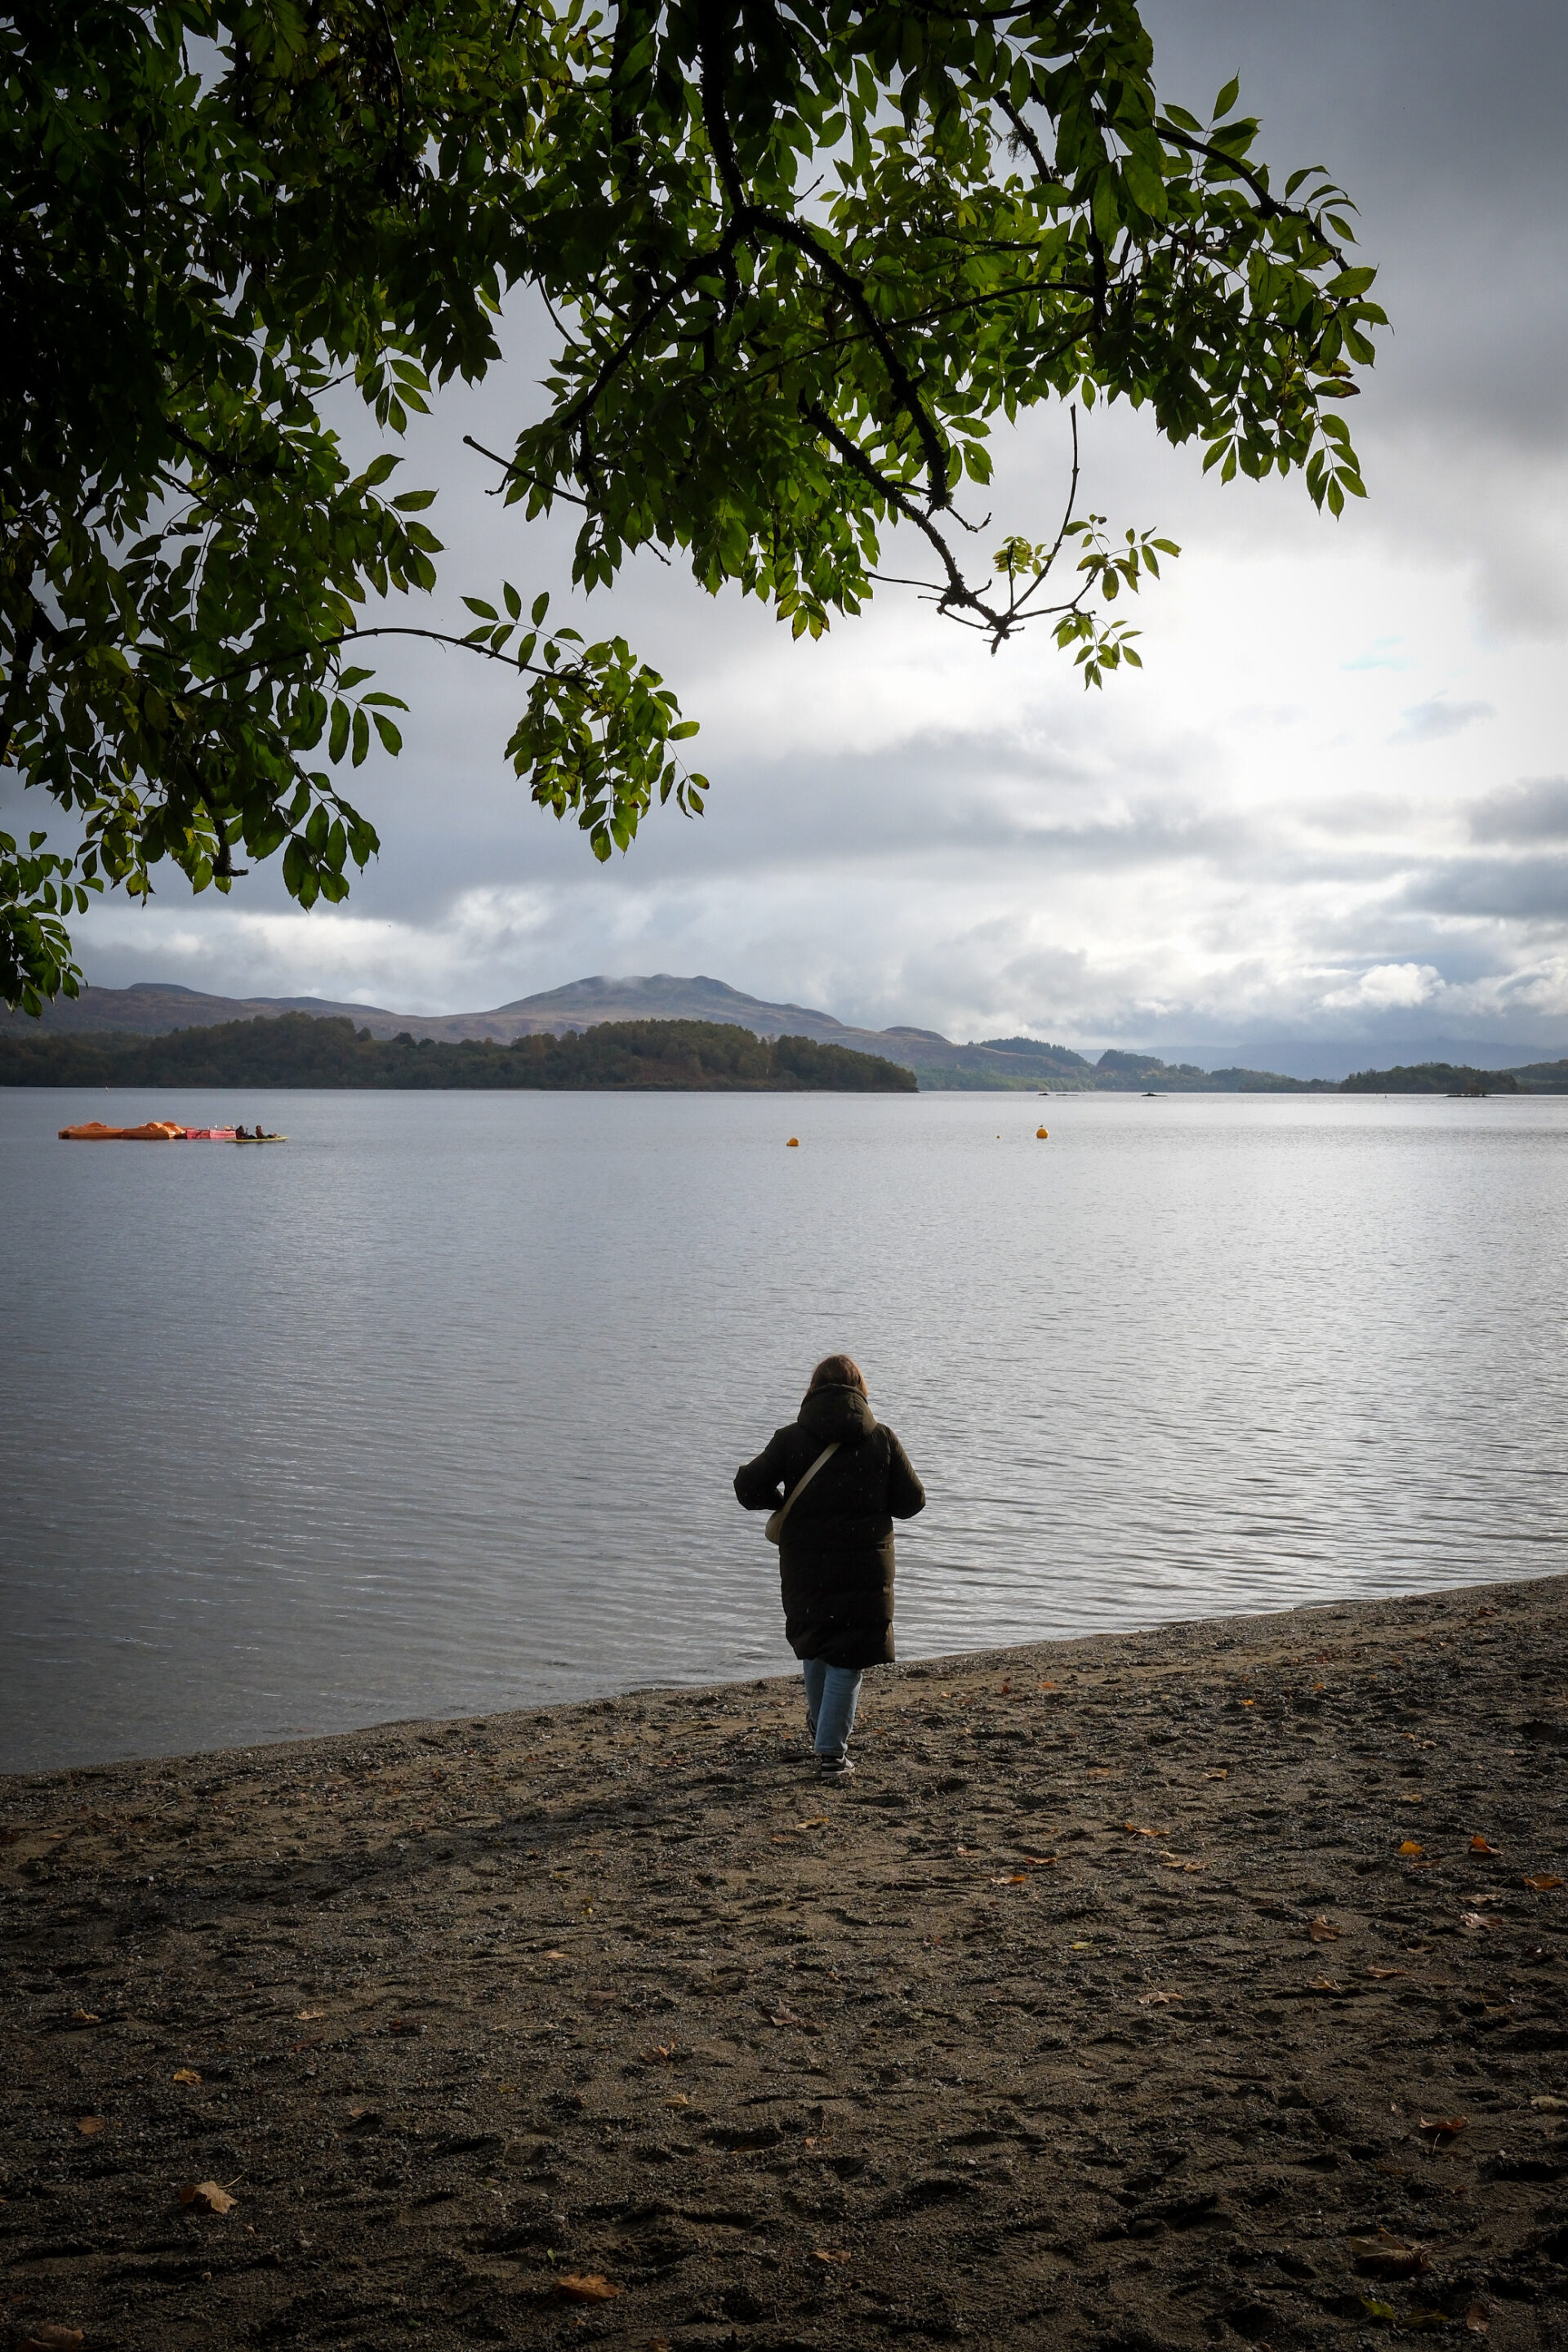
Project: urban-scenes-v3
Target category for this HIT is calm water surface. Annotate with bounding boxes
[2,1087,1565,1772]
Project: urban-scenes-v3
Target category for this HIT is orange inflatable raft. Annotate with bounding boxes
[59,1120,189,1141]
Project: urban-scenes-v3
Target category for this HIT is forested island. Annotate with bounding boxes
[0,1013,916,1092]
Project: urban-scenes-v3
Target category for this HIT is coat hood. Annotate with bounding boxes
[799,1383,876,1444]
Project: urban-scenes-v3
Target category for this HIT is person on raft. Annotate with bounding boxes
[734,1353,924,1780]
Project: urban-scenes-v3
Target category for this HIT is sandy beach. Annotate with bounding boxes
[2,1575,1565,2352]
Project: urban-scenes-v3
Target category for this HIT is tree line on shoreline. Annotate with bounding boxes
[2,1015,1565,1094]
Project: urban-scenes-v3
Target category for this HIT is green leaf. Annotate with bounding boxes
[1213,75,1241,120]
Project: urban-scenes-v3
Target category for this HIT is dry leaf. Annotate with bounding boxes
[637,2042,678,2064]
[1348,2227,1429,2277]
[1137,1990,1182,2007]
[1469,1836,1499,1855]
[1466,2305,1489,2334]
[1205,1769,1228,1780]
[180,2179,238,2213]
[295,2008,324,2021]
[1399,1841,1424,1857]
[663,2095,689,2109]
[556,2274,621,2303]
[1459,1912,1493,1931]
[1366,1967,1407,1980]
[1160,1852,1205,1873]
[17,2328,85,2351]
[812,2249,851,2264]
[795,1816,830,1830]
[69,2010,100,2025]
[1311,1976,1341,1992]
[77,2116,105,2136]
[1530,2095,1568,2113]
[1307,1918,1342,1942]
[1124,1822,1163,1838]
[172,2068,202,2086]
[1021,1853,1057,1865]
[541,1949,568,1959]
[1523,1874,1565,1891]
[991,1873,1029,1885]
[1418,2114,1468,2140]
[764,2007,818,2032]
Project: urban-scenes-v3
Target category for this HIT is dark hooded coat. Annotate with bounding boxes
[734,1383,925,1670]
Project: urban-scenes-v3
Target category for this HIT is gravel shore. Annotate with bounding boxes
[2,1575,1565,2352]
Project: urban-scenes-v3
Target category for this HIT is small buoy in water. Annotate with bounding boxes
[1036,1125,1049,1140]
[786,1136,800,1147]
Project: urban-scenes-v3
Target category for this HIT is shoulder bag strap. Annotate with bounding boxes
[764,1441,840,1544]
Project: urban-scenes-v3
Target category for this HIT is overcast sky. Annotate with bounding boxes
[27,0,1568,1071]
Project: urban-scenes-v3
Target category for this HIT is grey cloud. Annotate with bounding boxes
[1391,697,1494,746]
[1404,855,1568,923]
[1469,777,1568,844]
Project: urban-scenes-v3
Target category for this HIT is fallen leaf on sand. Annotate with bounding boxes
[663,2095,689,2109]
[812,2249,851,2263]
[1137,1990,1182,2007]
[77,2116,105,2136]
[1523,1874,1565,1891]
[795,1817,830,1830]
[180,2179,238,2213]
[541,1949,568,1959]
[556,2274,621,2302]
[637,2043,679,2064]
[1419,2115,1468,2141]
[764,2008,819,2033]
[1399,1841,1424,1857]
[172,2068,202,2086]
[1530,2096,1568,2113]
[295,2009,324,2020]
[1466,2305,1489,2334]
[69,2011,100,2025]
[1367,1967,1407,1980]
[1311,1976,1341,1992]
[1160,1852,1205,1873]
[1459,1912,1493,1931]
[1307,1918,1342,1942]
[17,2328,84,2351]
[1124,1822,1165,1838]
[1348,2227,1429,2276]
[1361,2301,1398,2325]
[1469,1836,1499,1855]
[1205,1769,1228,1780]
[991,1873,1029,1885]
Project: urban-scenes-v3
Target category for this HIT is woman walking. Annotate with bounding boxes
[735,1354,925,1779]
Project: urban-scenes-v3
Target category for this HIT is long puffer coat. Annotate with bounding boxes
[734,1382,925,1669]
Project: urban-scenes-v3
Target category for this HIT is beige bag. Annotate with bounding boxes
[764,1443,839,1545]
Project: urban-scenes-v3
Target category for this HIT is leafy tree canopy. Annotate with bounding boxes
[1,0,1384,1010]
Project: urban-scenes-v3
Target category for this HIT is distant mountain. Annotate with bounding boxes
[7,973,1091,1085]
[20,974,1543,1091]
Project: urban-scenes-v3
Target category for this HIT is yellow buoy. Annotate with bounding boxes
[1036,1125,1049,1139]
[786,1136,800,1147]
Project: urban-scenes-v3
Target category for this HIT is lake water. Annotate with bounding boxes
[2,1086,1565,1775]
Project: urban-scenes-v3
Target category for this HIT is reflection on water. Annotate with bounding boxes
[2,1086,1564,1771]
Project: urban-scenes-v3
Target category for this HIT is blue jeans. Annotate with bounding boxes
[802,1658,862,1762]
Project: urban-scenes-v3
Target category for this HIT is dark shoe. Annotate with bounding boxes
[817,1755,855,1780]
